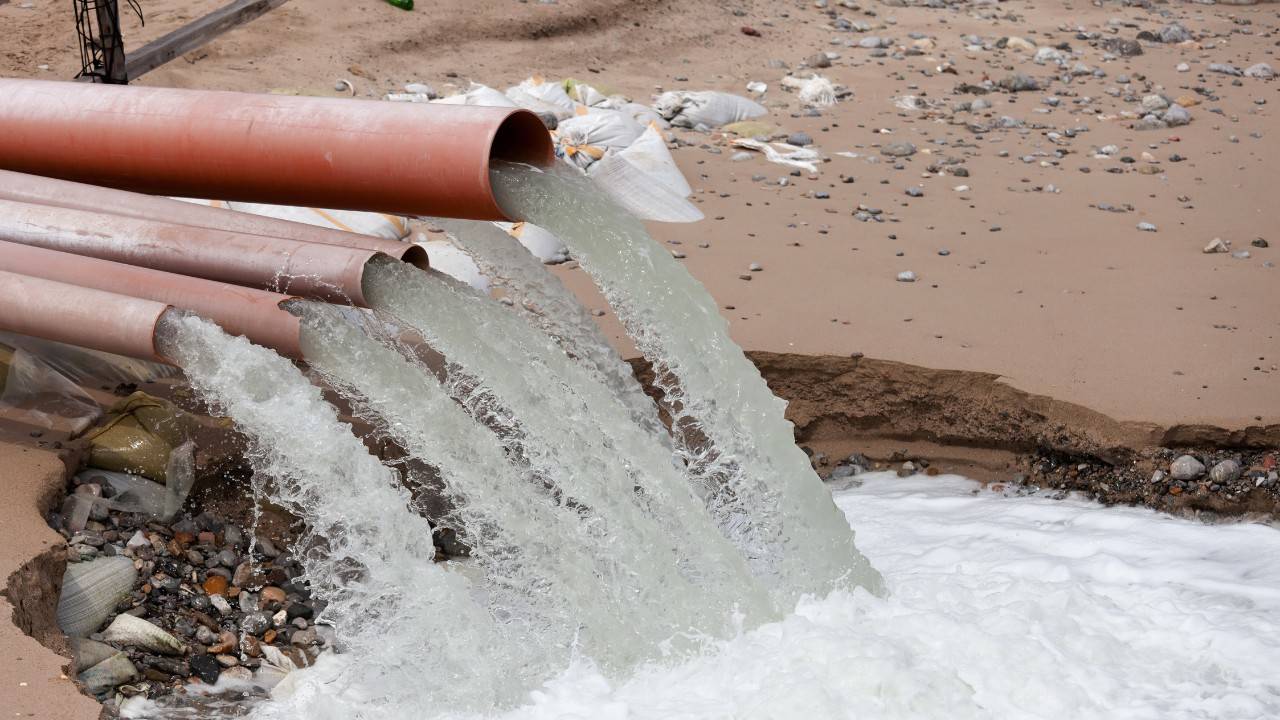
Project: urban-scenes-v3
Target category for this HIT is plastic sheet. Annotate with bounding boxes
[0,343,103,435]
[76,442,195,521]
[0,331,179,387]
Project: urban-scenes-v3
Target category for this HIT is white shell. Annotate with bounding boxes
[77,652,138,695]
[100,613,186,655]
[56,556,138,637]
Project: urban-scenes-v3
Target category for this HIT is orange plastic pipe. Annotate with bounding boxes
[0,198,388,306]
[0,169,428,270]
[0,270,172,363]
[0,79,553,220]
[0,241,304,359]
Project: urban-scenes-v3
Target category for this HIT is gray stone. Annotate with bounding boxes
[807,53,832,69]
[881,141,917,157]
[1209,460,1242,484]
[1170,455,1205,481]
[1101,38,1143,57]
[1162,104,1191,127]
[1137,222,1158,232]
[1208,63,1242,77]
[998,73,1041,92]
[788,132,814,147]
[240,611,272,636]
[1159,23,1191,44]
[896,270,918,282]
[905,186,923,197]
[1244,63,1275,80]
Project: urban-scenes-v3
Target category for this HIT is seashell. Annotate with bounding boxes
[77,652,138,695]
[68,637,117,673]
[57,556,138,637]
[100,614,186,655]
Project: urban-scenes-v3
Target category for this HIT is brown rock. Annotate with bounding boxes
[202,575,228,596]
[240,634,262,658]
[259,586,287,609]
[208,630,236,655]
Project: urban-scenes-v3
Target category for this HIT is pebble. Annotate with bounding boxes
[881,142,917,157]
[1136,222,1157,232]
[905,187,923,197]
[788,132,814,147]
[1203,238,1229,254]
[1244,63,1274,80]
[1170,455,1205,481]
[1208,460,1242,485]
[896,271,918,282]
[189,654,221,685]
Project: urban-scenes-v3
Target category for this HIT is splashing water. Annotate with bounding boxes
[155,313,519,711]
[288,300,719,672]
[490,162,881,601]
[429,218,666,442]
[361,259,772,634]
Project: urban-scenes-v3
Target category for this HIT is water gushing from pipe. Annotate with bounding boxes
[489,162,882,601]
[287,300,723,671]
[154,312,521,711]
[360,259,774,633]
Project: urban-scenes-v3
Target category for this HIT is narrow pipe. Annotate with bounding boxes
[0,271,172,364]
[0,241,304,359]
[0,198,388,306]
[0,169,429,270]
[0,79,553,220]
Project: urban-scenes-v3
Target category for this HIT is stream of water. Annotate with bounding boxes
[490,162,881,602]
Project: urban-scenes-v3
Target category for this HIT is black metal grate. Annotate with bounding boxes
[73,0,143,84]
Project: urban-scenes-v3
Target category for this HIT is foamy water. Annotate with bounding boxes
[262,474,1280,720]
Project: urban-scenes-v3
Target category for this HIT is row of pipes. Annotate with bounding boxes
[0,78,554,364]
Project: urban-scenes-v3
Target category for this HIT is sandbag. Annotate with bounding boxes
[607,124,692,197]
[555,111,646,170]
[224,202,411,241]
[431,82,518,108]
[652,91,767,129]
[414,240,490,292]
[494,221,570,264]
[589,154,704,223]
[171,198,412,241]
[85,392,202,482]
[506,76,577,120]
[616,102,670,129]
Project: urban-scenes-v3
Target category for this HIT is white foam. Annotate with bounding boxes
[468,474,1280,720]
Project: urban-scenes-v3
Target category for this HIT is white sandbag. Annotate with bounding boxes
[615,102,670,129]
[565,82,618,108]
[608,124,692,197]
[588,153,704,223]
[431,83,517,108]
[223,202,411,241]
[416,240,490,292]
[652,90,767,129]
[555,111,646,170]
[506,77,577,119]
[494,221,570,264]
